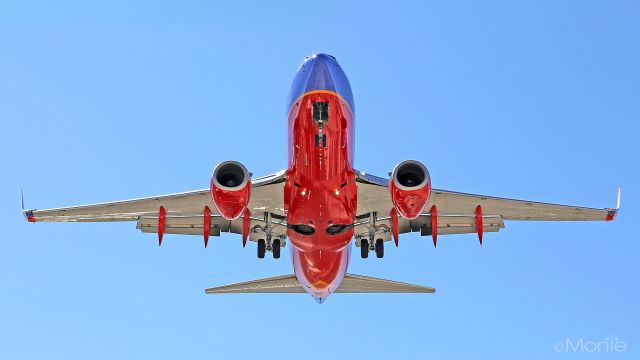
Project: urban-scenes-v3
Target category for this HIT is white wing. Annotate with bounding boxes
[354,171,619,242]
[22,171,287,241]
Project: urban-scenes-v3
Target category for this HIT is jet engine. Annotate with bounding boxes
[390,160,431,219]
[210,161,251,220]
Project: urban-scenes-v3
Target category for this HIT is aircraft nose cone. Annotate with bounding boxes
[306,53,336,61]
[304,54,337,93]
[287,53,355,113]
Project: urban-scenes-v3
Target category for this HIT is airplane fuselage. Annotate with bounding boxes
[284,54,356,301]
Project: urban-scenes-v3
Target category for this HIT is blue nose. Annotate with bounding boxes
[287,53,355,113]
[304,54,338,93]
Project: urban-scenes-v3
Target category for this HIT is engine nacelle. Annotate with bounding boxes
[210,161,251,220]
[390,160,431,219]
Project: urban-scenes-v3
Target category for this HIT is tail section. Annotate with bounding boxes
[205,274,435,294]
[205,274,304,294]
[336,274,435,293]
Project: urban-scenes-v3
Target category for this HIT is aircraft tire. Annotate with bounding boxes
[360,239,369,258]
[272,239,281,259]
[375,239,384,258]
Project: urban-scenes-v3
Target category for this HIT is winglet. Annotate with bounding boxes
[21,190,36,223]
[605,187,620,222]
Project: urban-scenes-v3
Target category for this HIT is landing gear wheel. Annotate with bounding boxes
[257,239,266,259]
[375,239,384,258]
[272,239,281,259]
[360,239,369,258]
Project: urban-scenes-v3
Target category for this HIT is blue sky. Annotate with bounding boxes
[1,1,638,358]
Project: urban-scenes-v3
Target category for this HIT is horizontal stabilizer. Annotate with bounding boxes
[205,273,435,294]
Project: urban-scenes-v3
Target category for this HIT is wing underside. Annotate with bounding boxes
[354,171,618,243]
[22,171,289,242]
[22,169,618,246]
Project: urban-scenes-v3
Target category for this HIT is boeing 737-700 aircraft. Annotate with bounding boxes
[22,53,619,302]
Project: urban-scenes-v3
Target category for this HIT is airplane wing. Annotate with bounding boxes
[354,171,619,244]
[22,168,619,246]
[22,171,287,244]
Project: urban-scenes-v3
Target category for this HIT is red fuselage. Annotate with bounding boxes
[284,54,356,302]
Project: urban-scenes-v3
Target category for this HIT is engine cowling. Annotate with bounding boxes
[210,161,251,220]
[390,160,431,219]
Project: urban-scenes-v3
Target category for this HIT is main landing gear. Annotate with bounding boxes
[257,237,282,259]
[375,239,384,258]
[255,212,283,259]
[272,239,281,259]
[359,212,386,259]
[359,238,385,259]
[360,239,369,258]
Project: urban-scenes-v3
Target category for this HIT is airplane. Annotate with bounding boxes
[22,53,620,303]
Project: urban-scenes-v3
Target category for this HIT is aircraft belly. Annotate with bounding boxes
[285,91,356,299]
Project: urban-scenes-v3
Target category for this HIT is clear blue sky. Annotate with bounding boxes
[1,1,637,359]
